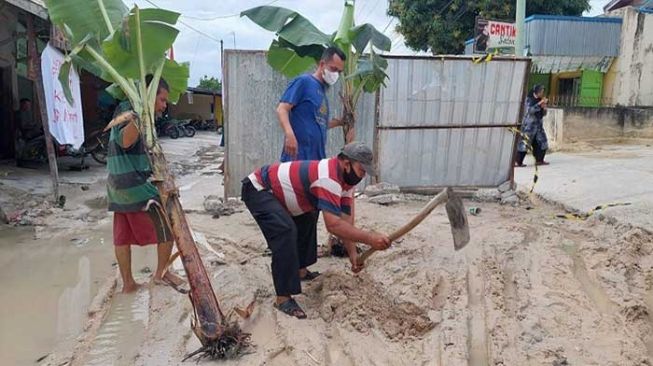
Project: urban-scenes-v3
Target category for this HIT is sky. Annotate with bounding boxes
[130,0,613,86]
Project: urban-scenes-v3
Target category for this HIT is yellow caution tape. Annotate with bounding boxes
[473,49,499,64]
[508,127,539,194]
[556,202,632,221]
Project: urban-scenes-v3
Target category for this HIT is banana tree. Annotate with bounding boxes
[242,0,391,142]
[45,0,249,359]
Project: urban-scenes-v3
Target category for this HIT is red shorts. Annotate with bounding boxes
[113,206,172,246]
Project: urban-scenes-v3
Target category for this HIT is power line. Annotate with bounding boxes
[142,0,222,44]
[165,0,280,21]
[382,17,395,33]
[360,0,381,24]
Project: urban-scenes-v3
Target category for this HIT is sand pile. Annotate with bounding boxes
[304,271,435,340]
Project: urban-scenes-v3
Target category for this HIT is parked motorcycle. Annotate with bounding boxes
[156,118,181,139]
[15,129,109,168]
[178,120,196,138]
[189,119,218,132]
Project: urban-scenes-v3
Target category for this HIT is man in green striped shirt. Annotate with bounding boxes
[108,77,184,293]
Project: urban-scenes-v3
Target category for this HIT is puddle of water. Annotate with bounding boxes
[0,225,114,365]
[0,224,153,365]
[85,288,150,366]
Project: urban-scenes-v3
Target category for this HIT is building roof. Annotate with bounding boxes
[524,14,622,23]
[465,14,623,58]
[604,0,646,12]
[187,87,221,96]
[5,0,48,20]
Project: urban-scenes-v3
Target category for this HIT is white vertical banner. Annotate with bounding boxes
[41,43,85,149]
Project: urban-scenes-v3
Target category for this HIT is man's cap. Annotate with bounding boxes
[341,142,376,176]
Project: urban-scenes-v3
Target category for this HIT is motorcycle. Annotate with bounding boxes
[15,129,109,168]
[189,119,218,132]
[156,118,180,139]
[177,120,196,138]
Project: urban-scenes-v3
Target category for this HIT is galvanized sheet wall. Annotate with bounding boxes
[377,56,529,188]
[223,50,376,198]
[525,18,622,57]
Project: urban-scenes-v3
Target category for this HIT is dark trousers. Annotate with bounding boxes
[516,138,547,165]
[241,180,318,296]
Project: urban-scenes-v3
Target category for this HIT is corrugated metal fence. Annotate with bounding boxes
[224,51,529,197]
[376,56,529,188]
[223,50,376,197]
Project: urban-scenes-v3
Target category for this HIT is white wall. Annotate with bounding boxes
[608,8,653,106]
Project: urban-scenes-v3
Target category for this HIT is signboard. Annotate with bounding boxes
[41,43,85,149]
[473,18,517,53]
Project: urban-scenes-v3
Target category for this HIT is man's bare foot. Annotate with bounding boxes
[121,282,142,294]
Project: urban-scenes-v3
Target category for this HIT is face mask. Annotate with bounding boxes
[343,163,364,186]
[323,69,339,86]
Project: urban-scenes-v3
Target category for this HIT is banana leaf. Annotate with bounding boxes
[101,8,180,79]
[267,40,317,78]
[45,0,128,44]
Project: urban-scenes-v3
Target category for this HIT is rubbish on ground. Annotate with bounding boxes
[364,182,401,198]
[203,195,242,217]
[469,207,482,216]
[368,194,402,206]
[498,181,512,193]
[71,238,90,247]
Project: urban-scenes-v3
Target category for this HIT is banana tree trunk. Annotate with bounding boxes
[341,93,356,144]
[149,144,224,345]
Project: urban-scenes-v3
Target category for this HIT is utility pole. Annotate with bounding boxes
[515,0,526,56]
[27,16,59,202]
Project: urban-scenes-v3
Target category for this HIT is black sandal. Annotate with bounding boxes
[300,270,321,282]
[274,299,307,319]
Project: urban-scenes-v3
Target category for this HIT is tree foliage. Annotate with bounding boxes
[388,0,591,54]
[197,75,222,92]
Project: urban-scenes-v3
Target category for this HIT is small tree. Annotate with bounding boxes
[46,0,249,359]
[198,75,222,92]
[242,0,391,142]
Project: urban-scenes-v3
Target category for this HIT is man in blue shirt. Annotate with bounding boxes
[276,47,348,281]
[277,47,347,161]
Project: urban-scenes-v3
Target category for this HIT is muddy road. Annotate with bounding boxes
[128,194,652,366]
[4,132,653,366]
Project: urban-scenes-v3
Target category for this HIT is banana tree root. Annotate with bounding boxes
[182,322,252,362]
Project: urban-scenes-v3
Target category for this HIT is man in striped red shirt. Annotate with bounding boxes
[242,142,391,319]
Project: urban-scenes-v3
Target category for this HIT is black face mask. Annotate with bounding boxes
[343,164,364,186]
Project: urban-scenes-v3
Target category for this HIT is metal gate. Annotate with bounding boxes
[375,56,530,189]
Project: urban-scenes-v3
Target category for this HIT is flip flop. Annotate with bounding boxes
[535,161,550,166]
[514,163,527,167]
[300,270,321,282]
[274,299,307,319]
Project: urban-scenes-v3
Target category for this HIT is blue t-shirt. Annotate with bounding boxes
[279,74,329,162]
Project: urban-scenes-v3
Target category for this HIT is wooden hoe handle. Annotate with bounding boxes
[357,188,450,265]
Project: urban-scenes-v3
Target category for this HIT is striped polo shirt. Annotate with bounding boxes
[248,158,354,217]
[106,102,160,212]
